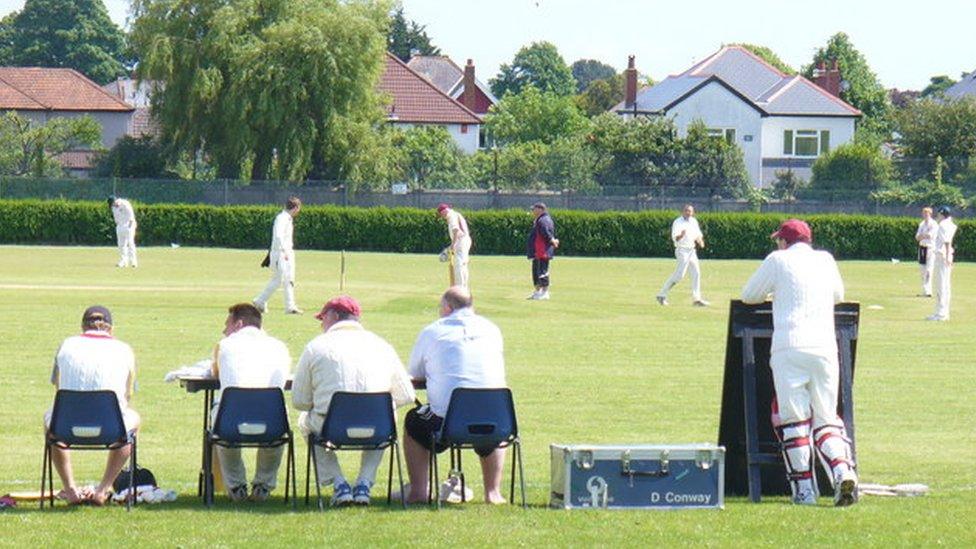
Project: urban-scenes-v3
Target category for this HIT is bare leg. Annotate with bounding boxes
[403,434,430,503]
[90,445,132,505]
[51,447,85,503]
[479,448,507,504]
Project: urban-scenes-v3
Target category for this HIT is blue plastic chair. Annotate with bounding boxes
[305,392,405,510]
[204,387,296,507]
[41,389,137,510]
[429,388,526,509]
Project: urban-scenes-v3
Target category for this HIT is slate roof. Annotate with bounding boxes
[612,46,861,117]
[406,55,499,107]
[0,67,133,111]
[943,71,976,100]
[379,53,482,125]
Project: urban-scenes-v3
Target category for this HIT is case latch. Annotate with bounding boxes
[695,449,714,470]
[574,449,595,470]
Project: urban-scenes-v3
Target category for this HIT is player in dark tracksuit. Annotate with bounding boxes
[526,202,559,300]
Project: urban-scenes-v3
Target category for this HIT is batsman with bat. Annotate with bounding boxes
[437,204,471,288]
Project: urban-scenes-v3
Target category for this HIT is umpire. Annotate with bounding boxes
[526,202,559,300]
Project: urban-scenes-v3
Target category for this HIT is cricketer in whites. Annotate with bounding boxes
[109,196,137,268]
[254,197,303,314]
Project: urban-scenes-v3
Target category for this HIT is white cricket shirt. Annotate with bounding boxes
[213,326,290,403]
[671,216,702,250]
[112,199,136,228]
[52,330,135,411]
[270,210,294,254]
[741,242,845,354]
[916,218,938,248]
[934,218,958,257]
[408,308,506,417]
[291,320,415,416]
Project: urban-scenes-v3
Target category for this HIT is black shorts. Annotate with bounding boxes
[404,406,496,457]
[918,246,928,265]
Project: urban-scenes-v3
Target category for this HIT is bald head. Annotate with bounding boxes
[440,286,473,316]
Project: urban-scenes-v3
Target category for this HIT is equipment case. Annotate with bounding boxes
[550,444,725,509]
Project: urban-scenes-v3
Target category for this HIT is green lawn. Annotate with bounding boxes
[1,245,973,546]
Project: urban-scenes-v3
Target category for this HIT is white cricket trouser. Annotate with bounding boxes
[216,446,285,491]
[254,252,296,311]
[452,236,472,288]
[933,253,952,319]
[658,248,701,301]
[116,224,137,267]
[299,411,385,487]
[920,246,934,295]
[769,348,842,428]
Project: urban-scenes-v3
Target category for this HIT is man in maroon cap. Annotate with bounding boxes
[436,204,472,288]
[292,296,415,506]
[741,219,858,507]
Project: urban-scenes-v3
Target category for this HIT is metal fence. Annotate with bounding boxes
[0,176,960,217]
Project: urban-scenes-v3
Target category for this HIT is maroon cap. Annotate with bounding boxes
[771,219,812,245]
[436,203,451,214]
[314,296,362,320]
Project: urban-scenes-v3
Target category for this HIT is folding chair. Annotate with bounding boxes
[204,387,296,508]
[429,388,526,509]
[41,389,137,510]
[304,392,406,510]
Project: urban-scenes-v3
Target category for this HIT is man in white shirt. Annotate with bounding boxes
[657,204,709,306]
[927,206,959,321]
[292,296,415,506]
[741,219,857,507]
[437,203,472,288]
[254,196,302,314]
[914,207,938,297]
[402,287,508,504]
[109,196,137,268]
[46,306,139,506]
[211,303,291,502]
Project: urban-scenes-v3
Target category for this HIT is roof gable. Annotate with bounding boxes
[378,53,481,125]
[944,71,976,100]
[406,56,463,93]
[0,67,133,112]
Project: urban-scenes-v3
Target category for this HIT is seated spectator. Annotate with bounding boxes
[403,287,508,504]
[211,303,291,502]
[45,306,140,505]
[292,296,415,506]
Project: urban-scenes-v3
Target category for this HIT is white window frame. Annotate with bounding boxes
[707,127,736,144]
[783,129,830,157]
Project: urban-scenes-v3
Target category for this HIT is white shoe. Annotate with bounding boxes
[117,261,126,268]
[536,291,550,300]
[526,291,540,300]
[656,295,668,306]
[793,488,817,506]
[925,314,948,321]
[285,308,304,315]
[834,469,858,507]
[693,299,710,307]
[439,477,474,504]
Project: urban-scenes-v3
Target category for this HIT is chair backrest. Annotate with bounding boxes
[320,392,396,447]
[48,389,127,446]
[213,387,290,443]
[440,388,518,447]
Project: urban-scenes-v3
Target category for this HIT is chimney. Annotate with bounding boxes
[462,59,477,112]
[813,59,842,97]
[625,55,638,107]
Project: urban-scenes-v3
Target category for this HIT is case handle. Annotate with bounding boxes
[621,449,670,478]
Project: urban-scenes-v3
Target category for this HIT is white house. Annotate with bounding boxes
[612,46,861,186]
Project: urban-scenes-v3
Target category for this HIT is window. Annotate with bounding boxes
[707,128,736,144]
[783,129,830,157]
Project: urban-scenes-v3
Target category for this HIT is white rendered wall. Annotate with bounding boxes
[759,116,856,186]
[390,121,480,154]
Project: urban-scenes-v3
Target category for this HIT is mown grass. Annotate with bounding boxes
[0,245,973,547]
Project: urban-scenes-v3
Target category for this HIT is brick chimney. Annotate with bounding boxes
[625,55,638,107]
[812,59,842,97]
[462,59,477,112]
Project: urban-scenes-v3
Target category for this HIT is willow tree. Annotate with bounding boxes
[131,0,390,181]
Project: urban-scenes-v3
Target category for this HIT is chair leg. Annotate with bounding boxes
[457,448,466,504]
[290,440,297,510]
[40,442,48,510]
[311,444,323,511]
[510,443,517,505]
[283,442,291,506]
[431,434,440,510]
[304,438,311,507]
[48,445,54,508]
[386,445,394,506]
[203,439,213,507]
[394,441,406,509]
[127,436,137,511]
[517,441,527,509]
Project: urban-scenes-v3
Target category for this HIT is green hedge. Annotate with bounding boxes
[0,199,971,261]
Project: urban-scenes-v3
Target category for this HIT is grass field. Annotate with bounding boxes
[1,244,974,547]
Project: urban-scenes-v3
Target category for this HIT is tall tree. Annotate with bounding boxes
[803,33,892,136]
[131,0,390,181]
[0,0,129,84]
[571,59,617,92]
[0,112,102,177]
[920,75,956,98]
[576,74,624,117]
[387,4,439,62]
[490,41,576,98]
[728,43,796,74]
[485,85,590,145]
[896,97,976,179]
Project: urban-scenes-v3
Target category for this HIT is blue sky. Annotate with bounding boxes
[1,0,972,91]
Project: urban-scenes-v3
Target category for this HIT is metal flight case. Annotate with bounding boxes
[550,444,725,509]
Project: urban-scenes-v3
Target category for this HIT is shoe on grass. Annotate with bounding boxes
[834,470,858,507]
[693,299,710,307]
[352,482,371,506]
[331,482,353,507]
[792,487,817,506]
[285,307,304,315]
[656,295,668,306]
[249,483,270,502]
[228,484,248,502]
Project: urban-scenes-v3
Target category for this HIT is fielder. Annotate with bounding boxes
[437,204,472,288]
[254,197,302,315]
[914,207,938,297]
[741,219,857,507]
[927,206,958,321]
[109,196,137,268]
[657,204,709,306]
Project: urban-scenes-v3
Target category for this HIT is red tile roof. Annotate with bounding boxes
[56,150,101,170]
[0,67,133,112]
[378,53,481,125]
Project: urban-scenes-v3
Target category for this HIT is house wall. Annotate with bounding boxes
[665,81,764,187]
[390,121,481,154]
[759,116,856,186]
[24,110,133,148]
